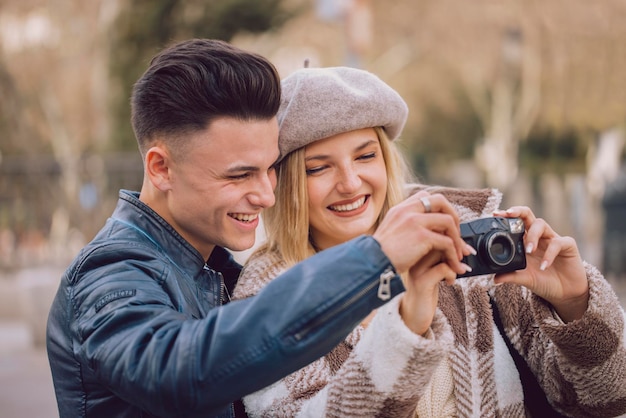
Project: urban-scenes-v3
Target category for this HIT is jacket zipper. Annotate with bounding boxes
[293,267,395,341]
[218,272,226,305]
[203,264,227,306]
[203,265,236,418]
[377,268,394,301]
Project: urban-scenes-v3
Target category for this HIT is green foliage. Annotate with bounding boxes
[0,61,36,155]
[107,0,296,151]
[406,82,591,181]
[520,128,589,175]
[191,0,292,39]
[408,88,483,179]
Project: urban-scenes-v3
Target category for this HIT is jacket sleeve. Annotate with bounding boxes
[66,235,405,417]
[242,296,453,418]
[507,262,626,417]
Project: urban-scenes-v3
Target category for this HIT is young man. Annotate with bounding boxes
[46,39,469,418]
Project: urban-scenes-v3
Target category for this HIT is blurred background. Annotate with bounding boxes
[1,0,625,416]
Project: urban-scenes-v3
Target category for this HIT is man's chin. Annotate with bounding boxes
[224,237,256,253]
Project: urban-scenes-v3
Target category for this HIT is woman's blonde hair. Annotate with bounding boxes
[260,127,413,266]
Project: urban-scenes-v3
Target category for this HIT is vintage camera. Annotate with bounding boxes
[458,217,526,278]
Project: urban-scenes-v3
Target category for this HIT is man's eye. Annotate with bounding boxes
[229,173,250,180]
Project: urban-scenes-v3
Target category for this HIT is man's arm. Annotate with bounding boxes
[71,235,404,416]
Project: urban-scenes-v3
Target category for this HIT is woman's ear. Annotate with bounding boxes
[144,145,172,191]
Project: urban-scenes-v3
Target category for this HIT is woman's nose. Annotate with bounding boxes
[336,167,361,194]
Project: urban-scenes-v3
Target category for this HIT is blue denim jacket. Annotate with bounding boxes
[46,190,404,417]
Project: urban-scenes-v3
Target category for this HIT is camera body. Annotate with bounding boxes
[458,216,526,278]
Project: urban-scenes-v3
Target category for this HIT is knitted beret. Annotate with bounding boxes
[277,66,409,160]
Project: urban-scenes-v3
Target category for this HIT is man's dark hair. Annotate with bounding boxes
[131,38,281,156]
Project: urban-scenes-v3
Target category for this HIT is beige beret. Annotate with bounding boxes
[277,66,409,160]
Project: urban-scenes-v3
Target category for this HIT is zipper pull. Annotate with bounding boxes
[377,268,394,301]
[218,272,231,304]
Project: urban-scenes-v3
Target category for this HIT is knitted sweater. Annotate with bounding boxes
[233,186,626,417]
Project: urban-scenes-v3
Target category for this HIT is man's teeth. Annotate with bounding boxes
[329,196,366,212]
[231,213,258,222]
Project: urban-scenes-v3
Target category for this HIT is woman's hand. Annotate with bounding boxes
[493,207,589,322]
[375,191,473,336]
[399,251,457,335]
[374,191,474,334]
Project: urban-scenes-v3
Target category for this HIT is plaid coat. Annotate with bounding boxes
[234,186,626,418]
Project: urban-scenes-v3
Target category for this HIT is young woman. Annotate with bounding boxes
[233,66,626,417]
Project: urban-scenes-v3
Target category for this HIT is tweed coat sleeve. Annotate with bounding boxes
[495,262,626,417]
[409,183,626,416]
[245,298,453,418]
[234,248,454,418]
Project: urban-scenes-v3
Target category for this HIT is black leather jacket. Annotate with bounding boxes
[46,190,404,417]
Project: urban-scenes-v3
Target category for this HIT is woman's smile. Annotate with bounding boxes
[328,195,369,215]
[306,128,388,250]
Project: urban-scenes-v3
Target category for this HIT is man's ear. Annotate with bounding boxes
[145,145,172,191]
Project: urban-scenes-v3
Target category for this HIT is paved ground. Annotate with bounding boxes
[0,322,58,418]
[1,276,626,418]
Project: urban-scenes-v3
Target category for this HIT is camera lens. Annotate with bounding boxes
[485,231,515,266]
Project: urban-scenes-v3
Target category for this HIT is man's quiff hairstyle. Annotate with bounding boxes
[262,127,413,266]
[130,38,281,157]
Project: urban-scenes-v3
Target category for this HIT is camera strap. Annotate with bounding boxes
[489,294,567,417]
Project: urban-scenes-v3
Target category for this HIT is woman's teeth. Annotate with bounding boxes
[329,196,366,212]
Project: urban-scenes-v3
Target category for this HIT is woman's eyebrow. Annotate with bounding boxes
[354,139,378,151]
[305,154,330,162]
[305,139,378,162]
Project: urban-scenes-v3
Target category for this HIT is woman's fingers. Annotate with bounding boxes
[406,249,457,283]
[401,257,457,335]
[495,206,560,268]
[418,227,471,275]
[413,192,458,218]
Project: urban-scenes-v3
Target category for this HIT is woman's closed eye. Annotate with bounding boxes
[357,151,376,161]
[306,165,327,176]
[306,152,376,176]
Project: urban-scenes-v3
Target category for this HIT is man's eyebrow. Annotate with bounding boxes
[226,165,260,173]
